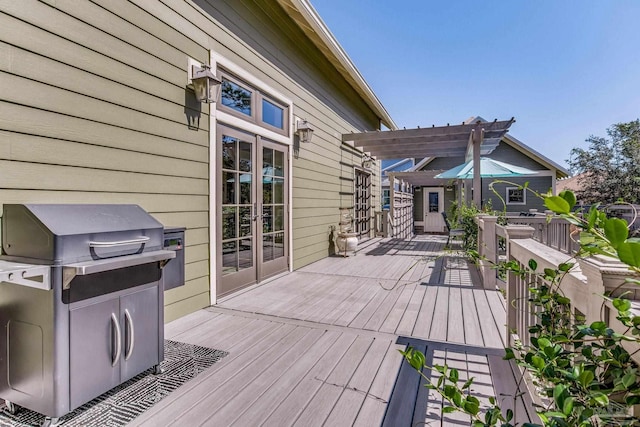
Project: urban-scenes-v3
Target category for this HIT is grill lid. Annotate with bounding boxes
[13,204,162,235]
[2,204,164,263]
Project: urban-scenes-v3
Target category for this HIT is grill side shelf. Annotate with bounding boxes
[62,250,176,290]
[0,260,51,290]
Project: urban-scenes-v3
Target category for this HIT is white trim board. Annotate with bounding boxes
[209,50,296,305]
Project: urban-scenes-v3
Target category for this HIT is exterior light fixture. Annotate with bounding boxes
[296,120,314,143]
[190,64,222,103]
[362,154,373,169]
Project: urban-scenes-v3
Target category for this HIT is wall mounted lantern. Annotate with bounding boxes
[296,120,314,143]
[190,64,222,103]
[362,154,373,169]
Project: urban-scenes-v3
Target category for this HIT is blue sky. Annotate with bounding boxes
[310,0,640,171]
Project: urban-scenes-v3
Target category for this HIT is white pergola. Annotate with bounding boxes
[343,119,514,237]
[343,119,515,207]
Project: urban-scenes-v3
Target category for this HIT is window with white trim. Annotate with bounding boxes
[506,187,526,205]
[218,72,289,136]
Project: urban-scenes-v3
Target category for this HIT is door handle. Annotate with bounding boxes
[252,203,261,220]
[90,236,150,248]
[124,309,135,360]
[111,313,122,366]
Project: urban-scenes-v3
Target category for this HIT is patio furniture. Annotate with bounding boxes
[441,212,465,247]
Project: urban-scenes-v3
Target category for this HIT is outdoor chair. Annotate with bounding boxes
[441,212,465,248]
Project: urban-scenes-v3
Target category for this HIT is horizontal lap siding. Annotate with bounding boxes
[0,0,210,322]
[176,0,381,269]
[1,0,382,319]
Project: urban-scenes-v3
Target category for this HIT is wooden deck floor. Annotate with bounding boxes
[131,235,535,427]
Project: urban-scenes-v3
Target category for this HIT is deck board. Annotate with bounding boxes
[129,235,535,427]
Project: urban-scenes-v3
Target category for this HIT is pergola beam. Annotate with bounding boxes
[342,119,514,143]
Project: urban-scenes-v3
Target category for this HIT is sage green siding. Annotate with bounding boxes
[0,0,382,321]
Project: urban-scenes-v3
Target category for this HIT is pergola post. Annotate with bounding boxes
[472,124,483,208]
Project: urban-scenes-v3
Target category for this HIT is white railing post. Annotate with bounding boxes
[503,225,535,347]
[477,215,498,290]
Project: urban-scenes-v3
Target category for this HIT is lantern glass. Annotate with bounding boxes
[191,65,221,103]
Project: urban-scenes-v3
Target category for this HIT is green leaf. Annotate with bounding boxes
[622,372,636,388]
[591,392,609,406]
[625,394,640,405]
[562,396,574,416]
[604,217,629,249]
[528,259,538,271]
[506,408,513,421]
[544,196,570,214]
[578,370,594,388]
[442,406,457,413]
[503,348,515,360]
[544,411,567,419]
[587,205,599,229]
[463,398,480,415]
[408,350,425,370]
[531,355,545,370]
[537,337,552,349]
[443,385,456,399]
[462,378,474,390]
[613,298,632,312]
[617,241,640,268]
[558,262,574,272]
[543,268,557,279]
[590,321,606,332]
[449,368,459,383]
[559,190,577,210]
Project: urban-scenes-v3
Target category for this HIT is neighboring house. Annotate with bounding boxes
[0,0,395,321]
[416,133,569,231]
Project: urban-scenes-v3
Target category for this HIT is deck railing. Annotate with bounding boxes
[476,215,640,365]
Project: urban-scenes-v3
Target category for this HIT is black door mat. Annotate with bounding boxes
[0,340,228,427]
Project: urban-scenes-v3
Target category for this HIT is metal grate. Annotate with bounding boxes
[0,341,227,427]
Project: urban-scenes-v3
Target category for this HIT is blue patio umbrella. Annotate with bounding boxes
[434,157,538,179]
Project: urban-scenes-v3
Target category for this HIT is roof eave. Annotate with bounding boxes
[275,0,397,130]
[503,134,570,178]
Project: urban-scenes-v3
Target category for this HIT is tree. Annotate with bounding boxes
[568,120,640,204]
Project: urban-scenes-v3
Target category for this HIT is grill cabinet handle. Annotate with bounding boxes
[124,309,135,360]
[111,313,122,367]
[89,236,150,248]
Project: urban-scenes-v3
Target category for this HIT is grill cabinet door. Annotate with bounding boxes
[120,285,159,382]
[69,298,121,410]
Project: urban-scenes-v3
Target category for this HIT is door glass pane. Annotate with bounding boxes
[263,235,274,262]
[274,206,284,231]
[273,232,285,259]
[263,148,273,170]
[274,151,284,177]
[221,79,252,116]
[262,99,283,129]
[222,241,237,275]
[222,136,236,170]
[273,178,284,204]
[240,174,252,204]
[263,206,273,233]
[222,206,237,239]
[222,172,236,204]
[263,181,272,204]
[429,192,439,213]
[238,239,253,270]
[239,207,252,237]
[239,141,252,172]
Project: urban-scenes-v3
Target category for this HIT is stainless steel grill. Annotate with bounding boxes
[0,204,175,425]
